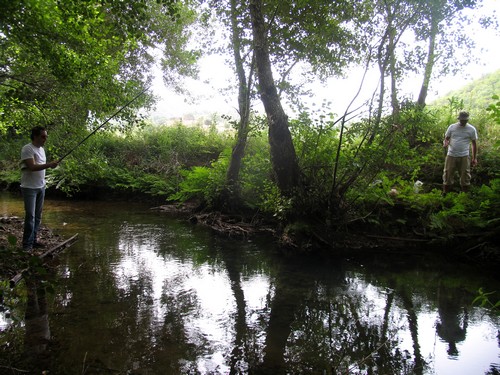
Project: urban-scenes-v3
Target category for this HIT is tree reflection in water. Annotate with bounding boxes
[1,193,497,375]
[267,262,428,375]
[49,233,500,374]
[24,278,51,369]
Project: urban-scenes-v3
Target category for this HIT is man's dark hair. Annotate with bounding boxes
[30,126,46,141]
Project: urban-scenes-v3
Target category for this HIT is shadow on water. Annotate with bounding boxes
[0,192,499,374]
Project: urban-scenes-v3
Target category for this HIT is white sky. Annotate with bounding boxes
[148,0,500,120]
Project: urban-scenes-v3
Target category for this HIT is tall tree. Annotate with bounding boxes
[247,0,366,196]
[249,0,300,195]
[414,0,482,107]
[225,0,254,204]
[369,0,421,131]
[195,0,367,206]
[216,0,256,210]
[366,0,484,113]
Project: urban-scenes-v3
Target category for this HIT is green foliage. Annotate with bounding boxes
[473,179,500,223]
[399,101,443,147]
[287,109,339,217]
[472,288,500,315]
[0,169,21,187]
[169,166,212,202]
[428,193,471,232]
[48,152,108,195]
[238,132,273,209]
[486,94,500,125]
[0,123,232,199]
[169,148,230,206]
[107,168,176,197]
[0,137,24,188]
[257,181,293,220]
[162,125,275,212]
[354,177,500,238]
[0,0,198,143]
[431,70,500,110]
[291,109,339,177]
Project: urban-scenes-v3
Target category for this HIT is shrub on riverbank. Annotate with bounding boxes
[0,123,233,198]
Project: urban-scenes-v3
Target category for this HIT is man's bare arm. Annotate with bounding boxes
[23,158,59,171]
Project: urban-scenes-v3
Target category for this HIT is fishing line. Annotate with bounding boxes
[58,86,149,162]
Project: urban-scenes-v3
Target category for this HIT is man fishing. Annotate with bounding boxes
[20,126,59,251]
[442,111,478,195]
[19,88,147,252]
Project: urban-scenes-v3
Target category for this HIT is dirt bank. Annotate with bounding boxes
[0,216,65,279]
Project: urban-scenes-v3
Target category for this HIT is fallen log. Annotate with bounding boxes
[10,234,78,288]
[39,233,78,259]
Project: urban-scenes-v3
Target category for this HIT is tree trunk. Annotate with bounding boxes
[249,0,300,195]
[222,0,253,209]
[369,29,390,145]
[417,14,439,108]
[388,23,400,123]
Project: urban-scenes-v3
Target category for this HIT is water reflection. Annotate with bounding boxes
[24,279,50,363]
[436,284,468,358]
[0,192,499,374]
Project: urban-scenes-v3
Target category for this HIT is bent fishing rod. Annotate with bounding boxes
[58,87,149,162]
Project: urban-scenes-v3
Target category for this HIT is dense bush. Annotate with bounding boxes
[0,122,232,198]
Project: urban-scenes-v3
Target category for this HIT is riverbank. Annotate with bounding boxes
[2,206,496,286]
[0,216,66,282]
[152,202,500,277]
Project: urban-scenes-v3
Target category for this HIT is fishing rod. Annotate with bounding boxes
[58,87,149,162]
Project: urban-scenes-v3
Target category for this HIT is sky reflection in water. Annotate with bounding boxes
[0,194,499,374]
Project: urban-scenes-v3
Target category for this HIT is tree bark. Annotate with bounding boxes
[225,0,253,201]
[249,0,300,195]
[369,28,390,145]
[388,20,400,123]
[417,13,439,108]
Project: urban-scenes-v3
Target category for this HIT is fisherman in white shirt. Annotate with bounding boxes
[20,126,59,251]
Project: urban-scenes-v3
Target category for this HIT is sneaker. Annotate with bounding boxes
[33,241,46,248]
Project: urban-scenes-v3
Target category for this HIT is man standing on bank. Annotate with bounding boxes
[442,111,478,194]
[20,126,59,251]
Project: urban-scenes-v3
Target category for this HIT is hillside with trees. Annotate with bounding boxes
[431,69,500,110]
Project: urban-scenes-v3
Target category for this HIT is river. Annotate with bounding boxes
[0,191,499,374]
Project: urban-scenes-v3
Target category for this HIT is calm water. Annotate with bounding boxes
[0,191,499,374]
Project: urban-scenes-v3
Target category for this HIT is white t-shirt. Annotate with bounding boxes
[445,123,478,157]
[20,143,47,189]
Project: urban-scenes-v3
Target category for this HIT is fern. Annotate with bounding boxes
[169,166,211,202]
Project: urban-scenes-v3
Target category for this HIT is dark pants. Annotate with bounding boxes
[22,187,45,250]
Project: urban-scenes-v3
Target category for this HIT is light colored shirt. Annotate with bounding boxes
[20,143,47,189]
[445,123,478,157]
